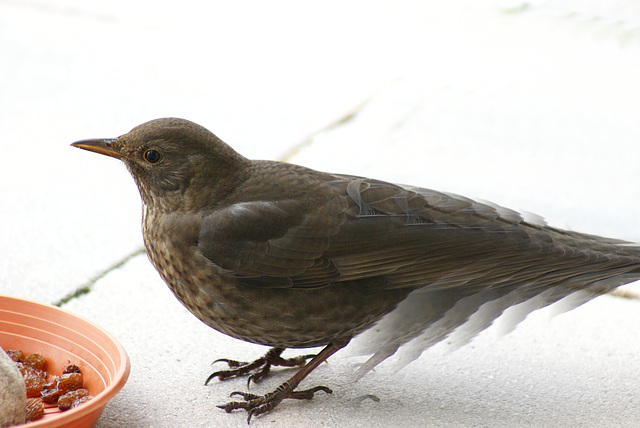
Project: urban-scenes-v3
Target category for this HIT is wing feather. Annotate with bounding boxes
[196,169,640,294]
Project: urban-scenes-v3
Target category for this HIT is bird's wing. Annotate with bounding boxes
[197,173,640,290]
[327,176,640,290]
[196,182,348,288]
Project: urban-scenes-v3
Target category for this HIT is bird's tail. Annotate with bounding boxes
[349,267,639,379]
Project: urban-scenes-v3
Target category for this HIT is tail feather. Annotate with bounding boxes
[351,271,640,379]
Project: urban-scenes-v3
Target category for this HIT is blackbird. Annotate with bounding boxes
[72,118,640,422]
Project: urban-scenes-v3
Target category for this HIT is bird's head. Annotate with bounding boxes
[72,118,250,211]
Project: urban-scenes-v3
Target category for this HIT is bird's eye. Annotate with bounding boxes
[143,149,162,164]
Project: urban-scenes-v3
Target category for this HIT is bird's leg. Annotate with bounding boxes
[217,339,349,423]
[206,347,316,386]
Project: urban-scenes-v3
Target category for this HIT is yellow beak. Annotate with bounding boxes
[71,139,124,160]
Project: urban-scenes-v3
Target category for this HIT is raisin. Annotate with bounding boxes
[71,395,93,408]
[58,372,84,392]
[5,349,24,362]
[58,388,90,411]
[25,397,45,422]
[23,353,46,371]
[63,364,81,374]
[20,364,47,398]
[41,384,62,404]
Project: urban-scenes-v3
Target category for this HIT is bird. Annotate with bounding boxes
[72,117,640,422]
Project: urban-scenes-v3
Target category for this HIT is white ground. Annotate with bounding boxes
[2,1,640,426]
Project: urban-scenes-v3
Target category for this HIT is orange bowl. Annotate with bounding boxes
[0,295,130,427]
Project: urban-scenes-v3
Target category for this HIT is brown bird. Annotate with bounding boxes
[72,118,640,422]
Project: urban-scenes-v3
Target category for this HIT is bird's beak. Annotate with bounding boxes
[71,138,125,160]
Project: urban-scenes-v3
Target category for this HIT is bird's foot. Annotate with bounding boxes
[206,347,315,386]
[213,340,349,422]
[217,382,332,423]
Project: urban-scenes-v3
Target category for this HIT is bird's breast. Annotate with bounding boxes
[140,206,410,348]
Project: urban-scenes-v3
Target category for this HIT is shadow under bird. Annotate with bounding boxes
[72,118,640,422]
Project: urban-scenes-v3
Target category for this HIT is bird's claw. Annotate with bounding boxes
[212,357,250,368]
[217,385,332,423]
[206,347,316,386]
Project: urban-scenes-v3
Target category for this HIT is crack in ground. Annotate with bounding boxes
[54,247,146,307]
[278,80,400,163]
[278,105,364,163]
